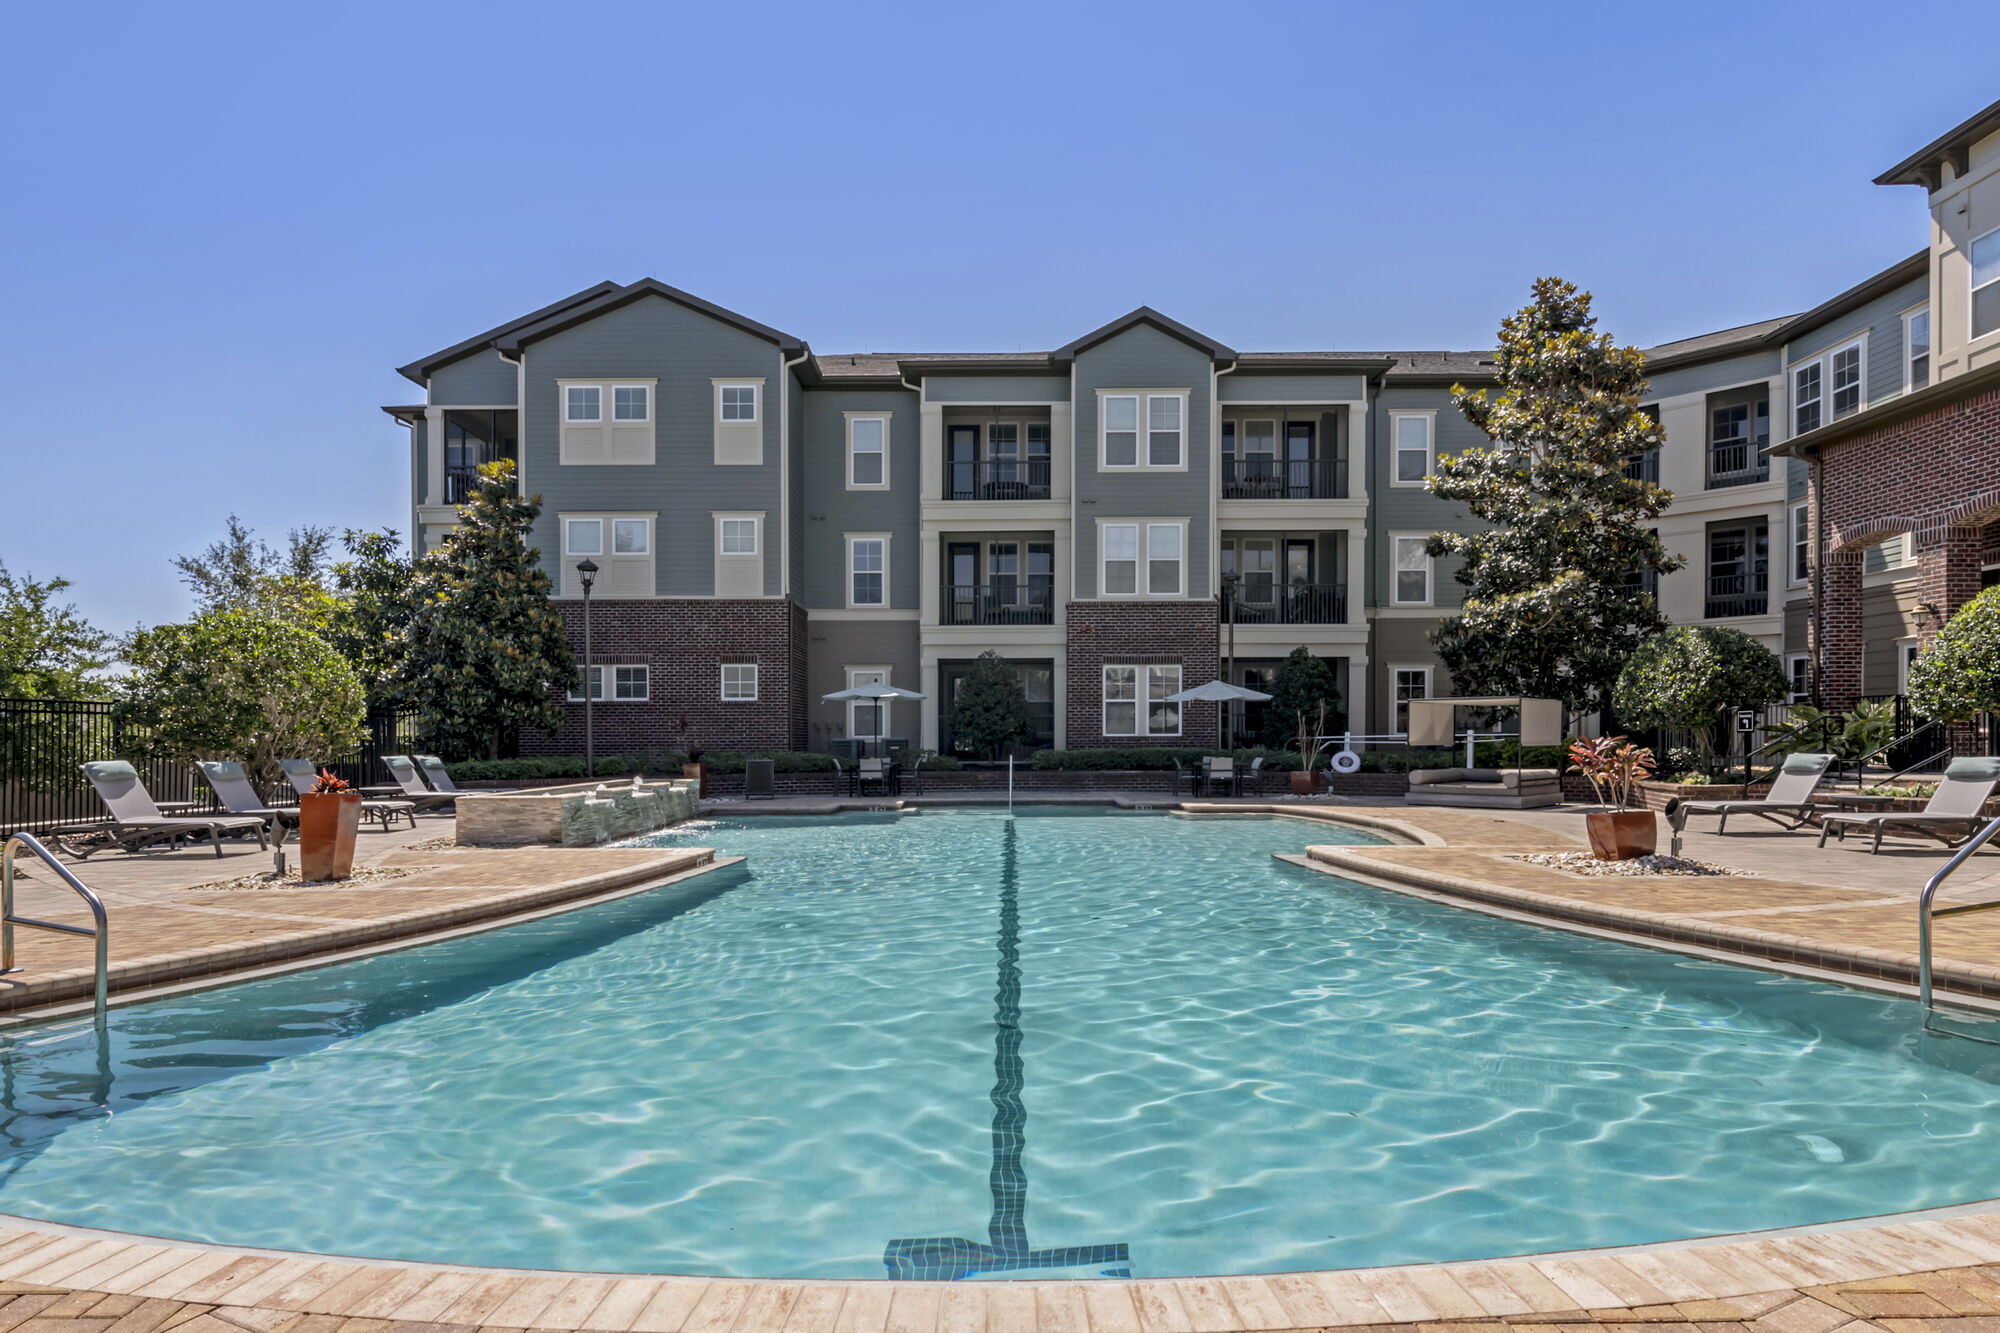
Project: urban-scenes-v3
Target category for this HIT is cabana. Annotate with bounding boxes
[1403,696,1564,810]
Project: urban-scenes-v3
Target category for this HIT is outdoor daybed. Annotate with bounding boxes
[1403,695,1565,810]
[1405,766,1563,809]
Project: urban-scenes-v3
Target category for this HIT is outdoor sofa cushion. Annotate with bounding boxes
[1406,768,1465,786]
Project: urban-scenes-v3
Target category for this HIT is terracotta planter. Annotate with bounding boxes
[298,790,363,881]
[1290,770,1317,796]
[682,763,707,796]
[1585,809,1657,861]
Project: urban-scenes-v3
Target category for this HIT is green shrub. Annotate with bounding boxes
[1909,586,2000,722]
[444,754,634,782]
[1028,746,1298,772]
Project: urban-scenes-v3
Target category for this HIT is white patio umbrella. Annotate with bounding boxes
[1162,680,1271,703]
[821,683,927,753]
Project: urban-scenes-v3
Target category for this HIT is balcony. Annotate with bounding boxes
[1224,582,1347,625]
[1707,440,1770,489]
[940,582,1055,626]
[1623,450,1660,483]
[1221,458,1346,500]
[1705,576,1768,619]
[943,458,1051,501]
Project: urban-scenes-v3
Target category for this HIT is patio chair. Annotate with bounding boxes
[76,761,270,859]
[412,755,463,795]
[1666,753,1835,835]
[1245,756,1269,796]
[279,758,433,822]
[1171,758,1201,797]
[196,760,295,843]
[373,756,459,813]
[1205,756,1238,798]
[854,757,892,797]
[744,758,776,799]
[1817,757,2000,854]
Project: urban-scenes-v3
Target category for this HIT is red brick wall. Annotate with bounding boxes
[1064,600,1220,747]
[520,599,805,757]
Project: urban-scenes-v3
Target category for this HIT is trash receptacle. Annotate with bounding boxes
[745,758,776,800]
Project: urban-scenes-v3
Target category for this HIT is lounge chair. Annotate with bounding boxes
[278,759,427,825]
[1667,753,1834,834]
[196,760,295,843]
[1817,757,2000,853]
[368,756,457,814]
[76,761,270,859]
[412,755,462,796]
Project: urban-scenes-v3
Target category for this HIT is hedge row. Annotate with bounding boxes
[445,750,968,780]
[445,755,636,781]
[1029,747,1303,772]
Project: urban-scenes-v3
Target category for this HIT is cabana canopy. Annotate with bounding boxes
[1406,696,1563,750]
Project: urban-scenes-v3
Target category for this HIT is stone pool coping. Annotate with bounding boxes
[3,802,1998,1331]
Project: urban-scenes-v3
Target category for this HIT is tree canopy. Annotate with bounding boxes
[1908,586,2000,723]
[950,651,1037,759]
[118,610,366,789]
[393,460,574,759]
[0,563,111,699]
[325,528,414,704]
[172,515,339,631]
[1613,625,1789,764]
[1427,277,1684,717]
[1262,647,1344,749]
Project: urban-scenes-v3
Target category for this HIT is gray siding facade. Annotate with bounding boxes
[1219,372,1366,402]
[1367,384,1479,610]
[925,376,1069,404]
[518,295,786,597]
[428,349,518,405]
[1071,324,1216,599]
[1643,349,1780,403]
[1783,275,1927,409]
[798,387,922,610]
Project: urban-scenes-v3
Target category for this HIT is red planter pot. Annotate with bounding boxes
[299,790,363,881]
[1290,771,1316,796]
[1585,809,1658,861]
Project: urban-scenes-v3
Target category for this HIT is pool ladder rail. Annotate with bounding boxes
[1,833,109,1023]
[1917,812,2000,1021]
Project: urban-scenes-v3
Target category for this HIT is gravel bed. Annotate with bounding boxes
[199,864,423,892]
[1507,850,1747,877]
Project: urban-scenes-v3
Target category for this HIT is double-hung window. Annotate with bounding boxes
[1392,535,1432,605]
[1102,395,1139,466]
[1792,361,1823,435]
[850,537,886,607]
[1790,502,1809,585]
[1102,664,1181,737]
[569,666,603,702]
[1830,342,1863,418]
[1391,412,1433,485]
[1905,307,1931,390]
[720,663,759,701]
[1393,667,1429,734]
[1102,524,1139,595]
[1146,523,1183,595]
[848,415,888,488]
[1147,395,1182,466]
[1973,227,2000,341]
[1792,340,1862,436]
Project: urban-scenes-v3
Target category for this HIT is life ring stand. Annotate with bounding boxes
[1328,749,1362,774]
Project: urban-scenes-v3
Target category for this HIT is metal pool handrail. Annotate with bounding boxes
[2,833,110,1023]
[1918,812,2000,1013]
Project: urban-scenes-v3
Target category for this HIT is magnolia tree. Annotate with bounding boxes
[950,651,1037,759]
[1262,647,1343,750]
[118,610,366,789]
[393,460,575,759]
[1428,278,1683,717]
[1909,586,2000,723]
[1613,626,1789,769]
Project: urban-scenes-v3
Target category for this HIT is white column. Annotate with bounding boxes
[920,655,940,752]
[918,403,944,503]
[1346,403,1367,500]
[1052,528,1073,629]
[1048,403,1072,503]
[1345,527,1365,627]
[425,406,446,506]
[1346,655,1368,743]
[1052,659,1068,751]
[919,531,941,628]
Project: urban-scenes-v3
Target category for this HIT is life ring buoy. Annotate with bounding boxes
[1329,749,1361,774]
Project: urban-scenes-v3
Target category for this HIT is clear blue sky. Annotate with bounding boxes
[1,2,1987,634]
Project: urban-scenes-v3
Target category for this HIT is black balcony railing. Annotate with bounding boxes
[940,582,1055,626]
[1220,457,1346,500]
[1707,441,1770,489]
[1225,582,1347,625]
[1705,575,1768,619]
[1624,450,1660,483]
[443,462,518,503]
[944,458,1052,501]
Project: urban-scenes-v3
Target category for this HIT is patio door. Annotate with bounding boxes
[947,426,978,500]
[1284,421,1315,497]
[948,543,978,624]
[848,668,889,745]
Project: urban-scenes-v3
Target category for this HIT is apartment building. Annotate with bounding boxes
[385,97,2000,756]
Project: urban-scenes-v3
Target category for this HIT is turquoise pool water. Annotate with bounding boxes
[0,808,1998,1280]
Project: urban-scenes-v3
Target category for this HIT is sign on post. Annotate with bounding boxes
[1735,709,1758,734]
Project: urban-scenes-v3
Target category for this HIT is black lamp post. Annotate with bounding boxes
[576,558,598,779]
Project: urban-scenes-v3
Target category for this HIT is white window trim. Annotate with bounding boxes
[1788,336,1867,434]
[567,664,603,702]
[847,533,890,610]
[611,384,652,423]
[1902,304,1931,393]
[612,517,650,556]
[714,379,763,424]
[1897,636,1921,695]
[1789,502,1809,587]
[564,517,604,556]
[846,412,891,490]
[1388,410,1437,488]
[847,666,891,739]
[1971,224,2000,345]
[1828,338,1866,419]
[1096,390,1189,472]
[611,664,650,702]
[1100,663,1183,738]
[564,383,603,423]
[1389,532,1434,607]
[720,663,759,702]
[1785,653,1810,704]
[1391,665,1431,734]
[718,515,760,556]
[1790,358,1824,437]
[1096,519,1187,598]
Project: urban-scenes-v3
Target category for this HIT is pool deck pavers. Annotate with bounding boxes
[8,796,2000,1328]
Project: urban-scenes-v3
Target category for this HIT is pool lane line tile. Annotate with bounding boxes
[1078,1282,1143,1333]
[778,1285,847,1333]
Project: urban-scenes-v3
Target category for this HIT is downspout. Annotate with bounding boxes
[780,347,811,600]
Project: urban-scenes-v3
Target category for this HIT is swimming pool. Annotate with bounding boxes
[0,808,1996,1281]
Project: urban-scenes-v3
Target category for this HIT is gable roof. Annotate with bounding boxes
[397,279,806,387]
[396,281,620,386]
[1876,96,2000,190]
[1051,307,1237,364]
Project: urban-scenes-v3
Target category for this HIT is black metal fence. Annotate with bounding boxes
[0,697,422,835]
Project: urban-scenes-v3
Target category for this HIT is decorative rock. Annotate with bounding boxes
[454,779,698,847]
